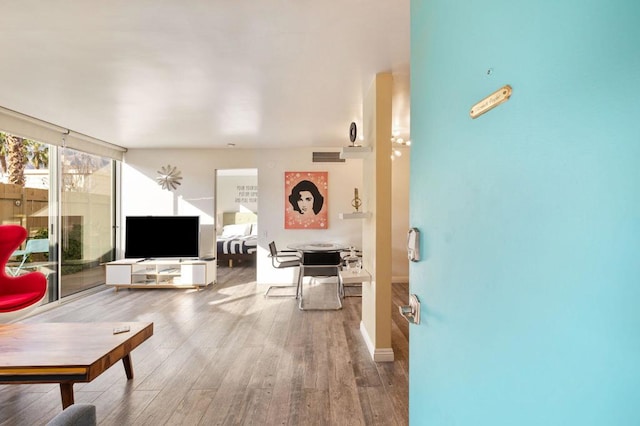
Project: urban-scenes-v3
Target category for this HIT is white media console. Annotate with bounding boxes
[105,258,216,291]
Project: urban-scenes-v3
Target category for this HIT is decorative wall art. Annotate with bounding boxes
[285,171,328,229]
[156,164,182,191]
[235,185,258,204]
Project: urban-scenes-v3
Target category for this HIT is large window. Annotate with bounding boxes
[1,131,54,302]
[60,148,115,297]
[1,130,116,303]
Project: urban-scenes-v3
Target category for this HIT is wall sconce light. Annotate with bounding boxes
[390,131,411,160]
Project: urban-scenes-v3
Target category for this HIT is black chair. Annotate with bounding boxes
[264,241,301,298]
[297,251,343,310]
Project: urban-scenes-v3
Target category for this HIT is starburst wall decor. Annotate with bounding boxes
[156,164,183,191]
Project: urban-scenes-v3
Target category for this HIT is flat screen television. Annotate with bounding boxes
[125,216,200,259]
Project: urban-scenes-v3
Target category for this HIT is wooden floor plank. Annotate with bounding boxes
[164,389,214,426]
[96,389,159,426]
[0,265,409,425]
[327,310,367,425]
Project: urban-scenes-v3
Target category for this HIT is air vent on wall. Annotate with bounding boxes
[312,152,345,163]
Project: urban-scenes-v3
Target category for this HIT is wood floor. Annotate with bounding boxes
[0,265,409,426]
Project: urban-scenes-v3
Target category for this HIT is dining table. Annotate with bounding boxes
[287,243,349,310]
[287,242,349,252]
[287,243,370,300]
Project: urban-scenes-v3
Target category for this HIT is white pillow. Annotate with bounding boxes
[250,223,258,236]
[221,223,252,238]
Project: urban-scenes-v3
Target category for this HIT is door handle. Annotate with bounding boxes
[407,228,420,262]
[399,294,421,325]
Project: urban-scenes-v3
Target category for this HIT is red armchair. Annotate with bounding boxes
[0,225,47,313]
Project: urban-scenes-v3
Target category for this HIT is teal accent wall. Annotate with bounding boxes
[409,0,640,424]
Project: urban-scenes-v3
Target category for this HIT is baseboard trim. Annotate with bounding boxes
[359,321,395,362]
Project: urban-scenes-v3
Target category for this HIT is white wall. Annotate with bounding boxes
[122,148,234,260]
[216,174,258,216]
[255,148,364,284]
[122,147,366,285]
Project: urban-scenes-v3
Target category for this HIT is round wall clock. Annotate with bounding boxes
[156,164,183,191]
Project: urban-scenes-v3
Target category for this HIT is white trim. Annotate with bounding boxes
[66,130,126,160]
[360,321,395,362]
[373,348,395,362]
[0,105,126,160]
[360,320,375,355]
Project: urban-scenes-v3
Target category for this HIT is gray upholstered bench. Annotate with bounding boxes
[46,403,96,426]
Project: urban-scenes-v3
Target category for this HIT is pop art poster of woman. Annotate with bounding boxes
[285,171,328,229]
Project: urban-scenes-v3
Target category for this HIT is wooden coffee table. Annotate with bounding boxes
[0,322,153,408]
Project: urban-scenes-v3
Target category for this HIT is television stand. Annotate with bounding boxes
[105,258,216,291]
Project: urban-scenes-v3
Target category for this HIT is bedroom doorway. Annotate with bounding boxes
[215,168,258,278]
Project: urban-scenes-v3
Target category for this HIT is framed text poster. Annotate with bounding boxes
[284,171,328,229]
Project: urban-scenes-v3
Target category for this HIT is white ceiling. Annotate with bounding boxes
[0,1,410,150]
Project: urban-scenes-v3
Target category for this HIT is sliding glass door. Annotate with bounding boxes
[1,131,117,302]
[60,147,116,297]
[0,132,56,302]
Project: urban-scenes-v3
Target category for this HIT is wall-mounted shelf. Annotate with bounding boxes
[339,212,371,219]
[339,268,371,284]
[340,146,372,159]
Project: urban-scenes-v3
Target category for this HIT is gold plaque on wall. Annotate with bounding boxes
[470,85,512,119]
